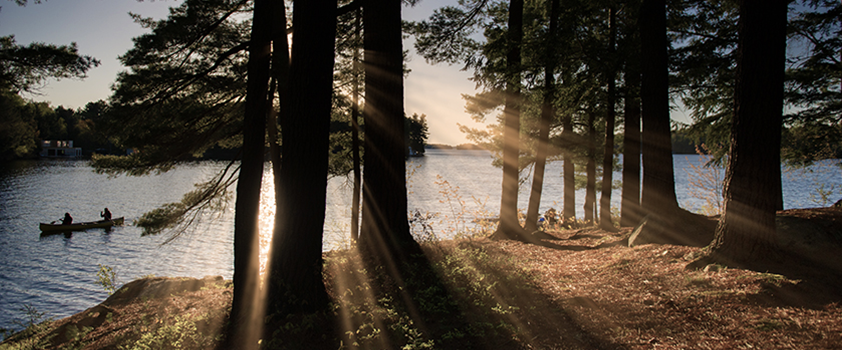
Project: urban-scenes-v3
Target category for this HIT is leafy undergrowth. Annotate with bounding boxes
[3,214,842,349]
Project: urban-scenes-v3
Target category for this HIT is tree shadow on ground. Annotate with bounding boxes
[685,207,842,310]
[719,247,842,311]
[496,227,597,252]
[745,275,842,310]
[255,240,630,350]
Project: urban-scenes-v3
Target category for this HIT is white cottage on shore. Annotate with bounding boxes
[40,140,83,158]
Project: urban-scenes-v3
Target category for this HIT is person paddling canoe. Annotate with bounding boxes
[101,208,112,221]
[62,212,73,225]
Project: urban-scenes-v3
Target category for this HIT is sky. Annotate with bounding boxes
[0,0,486,146]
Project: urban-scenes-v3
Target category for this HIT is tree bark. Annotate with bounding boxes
[599,7,617,231]
[709,0,787,267]
[524,0,560,233]
[359,0,421,259]
[621,73,642,227]
[351,9,362,243]
[491,0,527,240]
[620,5,642,228]
[562,114,576,223]
[640,0,679,218]
[266,0,336,315]
[584,111,597,224]
[269,0,290,242]
[228,0,272,347]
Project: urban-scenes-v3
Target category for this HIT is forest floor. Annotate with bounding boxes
[2,208,842,349]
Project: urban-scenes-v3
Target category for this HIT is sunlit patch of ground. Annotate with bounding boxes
[3,209,842,349]
[506,227,842,349]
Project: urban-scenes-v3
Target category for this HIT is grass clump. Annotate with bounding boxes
[119,313,220,350]
[0,305,54,350]
[292,240,542,350]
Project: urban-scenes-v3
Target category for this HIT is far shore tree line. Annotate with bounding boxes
[0,34,108,161]
[0,94,430,162]
[1,0,840,348]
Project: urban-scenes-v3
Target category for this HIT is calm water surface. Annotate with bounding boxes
[1,150,840,329]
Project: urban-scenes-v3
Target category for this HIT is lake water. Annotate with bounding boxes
[1,150,840,330]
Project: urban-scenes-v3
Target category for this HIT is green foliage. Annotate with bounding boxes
[97,264,119,295]
[94,0,361,175]
[118,314,220,350]
[406,113,429,156]
[133,164,236,238]
[754,318,785,331]
[668,0,738,163]
[0,90,36,160]
[0,35,100,93]
[57,324,94,350]
[90,153,176,177]
[415,0,630,188]
[752,272,791,288]
[69,101,112,154]
[673,0,842,165]
[0,304,53,349]
[0,88,114,161]
[327,125,357,177]
[373,296,436,350]
[317,240,536,350]
[100,0,251,171]
[433,247,521,313]
[786,1,842,163]
[409,0,486,66]
[781,121,842,167]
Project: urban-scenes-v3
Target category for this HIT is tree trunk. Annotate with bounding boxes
[270,0,290,241]
[640,0,679,218]
[524,0,560,233]
[267,81,281,248]
[709,0,787,267]
[266,0,336,315]
[491,0,527,240]
[584,111,597,224]
[562,114,576,223]
[620,6,642,228]
[599,7,617,231]
[620,75,642,226]
[351,9,362,243]
[228,0,272,347]
[359,0,420,259]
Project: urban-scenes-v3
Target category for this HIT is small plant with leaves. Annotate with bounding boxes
[434,174,468,237]
[463,194,497,238]
[686,144,725,215]
[409,209,439,242]
[0,304,54,349]
[783,153,842,207]
[97,264,119,295]
[119,313,220,350]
